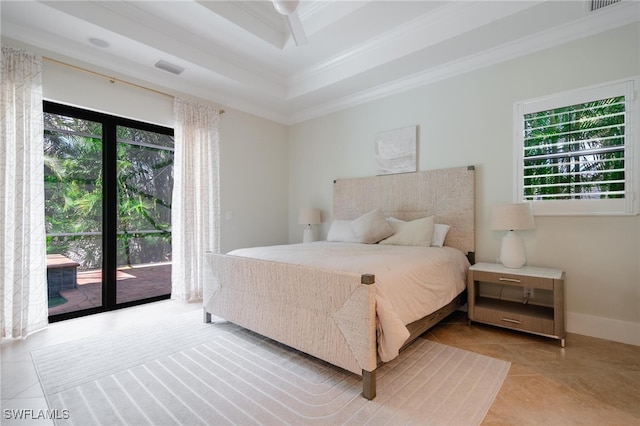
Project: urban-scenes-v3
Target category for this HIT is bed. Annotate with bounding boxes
[204,165,475,399]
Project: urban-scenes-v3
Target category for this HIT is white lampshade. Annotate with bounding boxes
[298,208,321,243]
[491,203,535,268]
[298,208,321,225]
[491,203,535,231]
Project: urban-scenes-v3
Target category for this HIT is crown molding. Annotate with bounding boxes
[287,1,542,100]
[288,2,639,125]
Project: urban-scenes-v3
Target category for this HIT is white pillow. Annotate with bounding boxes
[431,223,451,247]
[379,215,435,246]
[326,220,357,242]
[350,208,394,244]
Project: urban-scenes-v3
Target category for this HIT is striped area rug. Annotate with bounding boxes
[32,310,509,425]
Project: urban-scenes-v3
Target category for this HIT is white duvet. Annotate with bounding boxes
[228,242,469,362]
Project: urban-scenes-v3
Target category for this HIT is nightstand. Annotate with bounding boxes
[467,262,566,347]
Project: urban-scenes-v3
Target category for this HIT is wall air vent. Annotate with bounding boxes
[154,60,185,76]
[589,0,622,12]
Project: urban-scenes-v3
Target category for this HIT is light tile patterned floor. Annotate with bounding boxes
[2,302,639,425]
[1,300,200,426]
[424,311,640,425]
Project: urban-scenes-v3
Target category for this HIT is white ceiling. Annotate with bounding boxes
[1,1,638,124]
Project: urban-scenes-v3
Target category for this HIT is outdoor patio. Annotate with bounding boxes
[48,263,172,316]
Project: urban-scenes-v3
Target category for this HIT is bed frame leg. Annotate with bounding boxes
[362,369,376,400]
[203,308,212,324]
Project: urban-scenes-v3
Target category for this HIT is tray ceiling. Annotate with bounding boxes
[1,1,637,124]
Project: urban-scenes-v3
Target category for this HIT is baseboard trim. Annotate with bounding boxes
[567,312,640,346]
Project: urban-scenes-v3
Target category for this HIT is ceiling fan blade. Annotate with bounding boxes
[285,11,307,46]
[272,0,299,15]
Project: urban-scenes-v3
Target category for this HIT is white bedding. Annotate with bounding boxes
[228,241,469,362]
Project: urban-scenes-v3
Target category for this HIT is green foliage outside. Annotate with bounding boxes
[523,96,625,200]
[44,113,173,270]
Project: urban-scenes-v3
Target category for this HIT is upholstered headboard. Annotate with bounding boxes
[333,166,475,254]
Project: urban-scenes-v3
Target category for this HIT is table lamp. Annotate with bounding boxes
[298,208,321,243]
[491,203,535,268]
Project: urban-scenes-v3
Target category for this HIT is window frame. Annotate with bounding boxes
[513,77,639,216]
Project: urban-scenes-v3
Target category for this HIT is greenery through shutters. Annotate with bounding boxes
[522,96,626,201]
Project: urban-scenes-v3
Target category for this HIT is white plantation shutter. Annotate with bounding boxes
[514,79,639,215]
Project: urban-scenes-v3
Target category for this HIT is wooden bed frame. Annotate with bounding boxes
[204,165,475,399]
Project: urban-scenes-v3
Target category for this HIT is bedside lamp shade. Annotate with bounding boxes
[298,208,321,243]
[491,203,535,268]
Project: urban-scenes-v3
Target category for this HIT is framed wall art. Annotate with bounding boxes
[375,125,417,175]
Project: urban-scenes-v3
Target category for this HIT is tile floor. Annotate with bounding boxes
[1,300,200,426]
[424,311,640,425]
[2,301,639,425]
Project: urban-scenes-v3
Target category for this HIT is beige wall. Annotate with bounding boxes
[288,23,640,345]
[33,47,290,256]
[218,110,289,252]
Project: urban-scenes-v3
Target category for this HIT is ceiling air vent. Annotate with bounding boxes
[589,0,622,12]
[154,60,185,76]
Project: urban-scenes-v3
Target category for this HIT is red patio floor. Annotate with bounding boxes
[48,263,172,316]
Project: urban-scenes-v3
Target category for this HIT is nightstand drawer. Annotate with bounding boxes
[472,270,554,290]
[474,304,555,336]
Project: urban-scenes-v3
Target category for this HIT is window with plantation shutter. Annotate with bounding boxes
[514,78,639,215]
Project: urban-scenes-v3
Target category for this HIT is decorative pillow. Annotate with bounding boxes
[350,208,394,244]
[379,215,435,246]
[431,223,451,247]
[326,220,357,242]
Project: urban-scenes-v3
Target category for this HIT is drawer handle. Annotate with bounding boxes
[500,317,522,325]
[499,277,521,283]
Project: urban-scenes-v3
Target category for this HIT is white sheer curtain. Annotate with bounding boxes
[1,46,48,338]
[171,98,221,302]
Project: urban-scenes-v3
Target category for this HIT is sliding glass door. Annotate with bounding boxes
[116,126,174,304]
[44,112,104,314]
[44,102,174,321]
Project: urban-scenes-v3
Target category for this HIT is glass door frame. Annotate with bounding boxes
[45,101,174,323]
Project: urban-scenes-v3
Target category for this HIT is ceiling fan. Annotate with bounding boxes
[272,0,308,46]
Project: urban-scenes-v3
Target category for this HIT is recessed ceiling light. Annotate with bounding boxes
[89,38,109,48]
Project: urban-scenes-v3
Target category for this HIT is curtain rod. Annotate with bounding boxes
[43,57,225,114]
